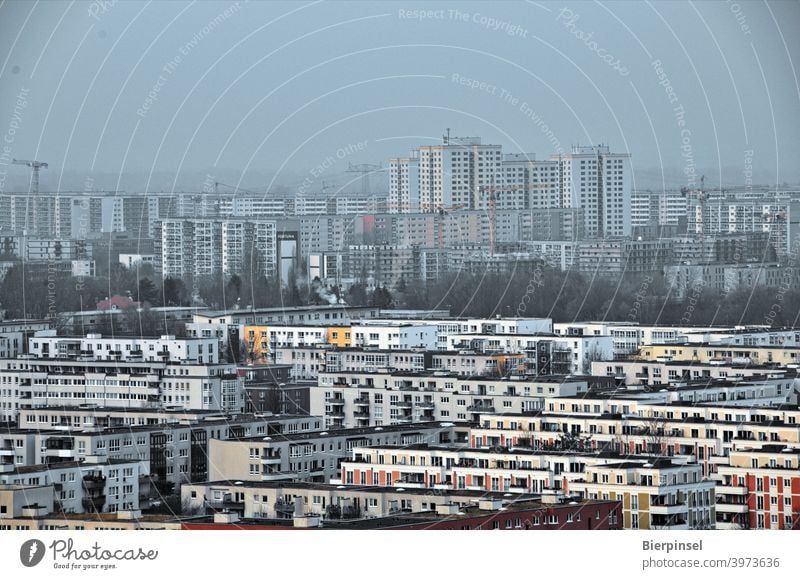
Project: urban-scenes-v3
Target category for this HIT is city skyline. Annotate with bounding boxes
[1,1,799,193]
[3,3,800,573]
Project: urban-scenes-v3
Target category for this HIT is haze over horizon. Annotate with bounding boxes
[1,0,799,194]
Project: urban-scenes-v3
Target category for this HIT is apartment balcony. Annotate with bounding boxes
[717,485,748,496]
[274,501,295,514]
[354,398,370,407]
[416,401,435,409]
[395,481,425,489]
[716,521,748,530]
[262,470,296,482]
[44,437,74,450]
[329,398,345,407]
[0,449,14,457]
[650,515,688,529]
[82,474,106,491]
[207,498,244,511]
[467,404,495,413]
[396,415,413,423]
[44,449,75,459]
[649,502,686,516]
[353,410,370,418]
[328,410,345,418]
[715,502,748,514]
[81,495,106,511]
[392,401,412,409]
[261,453,281,465]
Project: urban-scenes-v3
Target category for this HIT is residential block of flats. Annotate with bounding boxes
[208,421,465,484]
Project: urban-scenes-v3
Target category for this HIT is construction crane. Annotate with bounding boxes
[347,163,384,195]
[12,159,48,236]
[12,159,48,193]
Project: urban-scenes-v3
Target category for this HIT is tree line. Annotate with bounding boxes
[1,262,797,329]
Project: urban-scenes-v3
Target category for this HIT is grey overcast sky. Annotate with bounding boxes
[0,0,798,194]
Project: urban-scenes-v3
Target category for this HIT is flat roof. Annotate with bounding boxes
[593,458,689,470]
[319,369,582,382]
[3,458,143,475]
[733,445,800,455]
[17,405,224,415]
[198,479,539,500]
[198,305,379,317]
[225,421,463,443]
[643,343,800,350]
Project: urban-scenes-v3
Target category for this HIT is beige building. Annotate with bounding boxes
[0,484,53,519]
[570,459,714,529]
[312,370,589,428]
[181,480,539,521]
[208,422,463,484]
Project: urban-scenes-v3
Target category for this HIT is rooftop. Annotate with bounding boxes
[198,305,379,318]
[2,458,143,475]
[226,421,463,443]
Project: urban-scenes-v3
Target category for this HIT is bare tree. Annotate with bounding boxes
[641,411,668,456]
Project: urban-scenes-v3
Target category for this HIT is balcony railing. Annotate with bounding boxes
[82,474,106,490]
[275,501,294,513]
[81,495,106,511]
[261,453,281,464]
[467,405,495,412]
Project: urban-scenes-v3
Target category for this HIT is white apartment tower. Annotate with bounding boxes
[553,145,632,238]
[388,139,631,238]
[389,136,503,213]
[156,219,277,279]
[499,154,561,211]
[388,156,420,213]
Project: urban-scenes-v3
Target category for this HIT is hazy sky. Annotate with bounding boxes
[0,0,798,194]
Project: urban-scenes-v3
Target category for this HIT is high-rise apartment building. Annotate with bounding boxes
[390,136,503,212]
[155,219,276,279]
[553,145,631,238]
[388,139,631,239]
